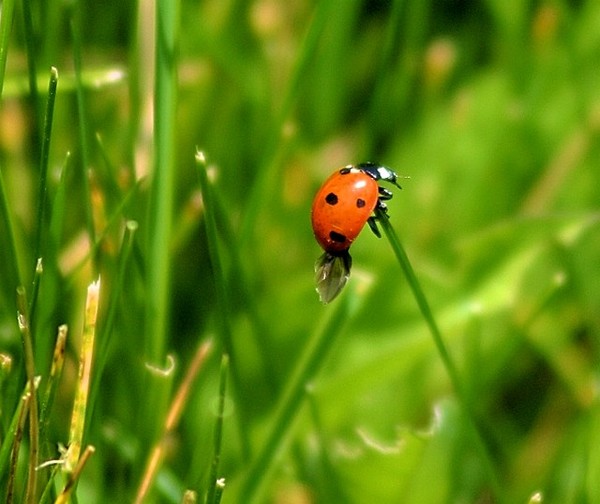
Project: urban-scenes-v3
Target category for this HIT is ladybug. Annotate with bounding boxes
[311,162,401,303]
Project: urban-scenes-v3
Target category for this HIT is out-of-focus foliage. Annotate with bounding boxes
[0,1,599,503]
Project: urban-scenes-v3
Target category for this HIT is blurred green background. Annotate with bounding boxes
[0,0,599,502]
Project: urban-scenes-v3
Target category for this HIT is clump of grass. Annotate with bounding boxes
[1,2,599,503]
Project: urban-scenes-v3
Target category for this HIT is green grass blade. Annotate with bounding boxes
[212,189,278,388]
[0,168,23,305]
[364,0,404,157]
[71,10,96,250]
[238,0,335,248]
[87,221,138,424]
[0,379,29,487]
[0,0,21,302]
[63,181,141,285]
[206,353,229,504]
[16,287,40,503]
[32,67,58,267]
[375,210,459,387]
[49,153,71,250]
[65,279,101,473]
[145,0,180,363]
[27,258,43,341]
[135,0,181,462]
[239,286,360,504]
[6,388,31,504]
[39,325,68,445]
[376,207,502,500]
[196,152,250,457]
[0,0,16,97]
[20,0,41,130]
[195,153,235,362]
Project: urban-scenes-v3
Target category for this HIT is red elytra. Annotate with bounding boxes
[310,163,401,304]
[311,167,380,255]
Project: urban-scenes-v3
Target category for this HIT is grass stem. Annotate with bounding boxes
[0,0,22,302]
[195,151,250,458]
[0,168,22,301]
[240,288,358,503]
[21,0,41,132]
[71,12,96,250]
[16,287,39,503]
[135,340,212,503]
[145,0,180,364]
[239,0,334,248]
[0,0,16,97]
[65,279,101,473]
[6,389,31,504]
[40,325,68,455]
[376,207,502,500]
[33,67,58,265]
[206,353,229,504]
[55,445,96,504]
[88,221,138,425]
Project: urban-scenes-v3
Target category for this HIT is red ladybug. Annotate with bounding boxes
[311,162,401,303]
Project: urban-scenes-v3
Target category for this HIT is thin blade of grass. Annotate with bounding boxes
[0,9,23,306]
[0,370,28,477]
[29,67,58,347]
[0,168,22,302]
[212,190,277,388]
[28,258,43,341]
[587,407,600,503]
[364,0,404,157]
[195,151,250,458]
[6,388,31,504]
[238,0,335,248]
[55,445,96,504]
[17,287,40,503]
[65,279,101,473]
[213,479,225,504]
[49,153,71,248]
[375,207,502,500]
[70,12,96,250]
[40,324,68,453]
[87,221,139,421]
[94,132,128,207]
[62,181,140,283]
[195,153,235,362]
[145,0,180,363]
[239,285,362,504]
[135,341,212,503]
[136,354,176,501]
[206,353,229,504]
[0,0,16,96]
[20,0,41,132]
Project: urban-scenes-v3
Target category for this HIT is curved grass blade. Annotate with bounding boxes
[375,206,502,500]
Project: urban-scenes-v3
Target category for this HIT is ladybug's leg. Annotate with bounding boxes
[367,216,381,238]
[378,186,393,201]
[375,199,389,213]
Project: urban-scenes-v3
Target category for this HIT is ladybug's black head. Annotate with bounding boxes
[356,162,401,189]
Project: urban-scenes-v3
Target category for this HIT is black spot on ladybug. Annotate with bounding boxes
[339,167,351,175]
[325,192,338,205]
[329,231,347,243]
[356,198,366,208]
